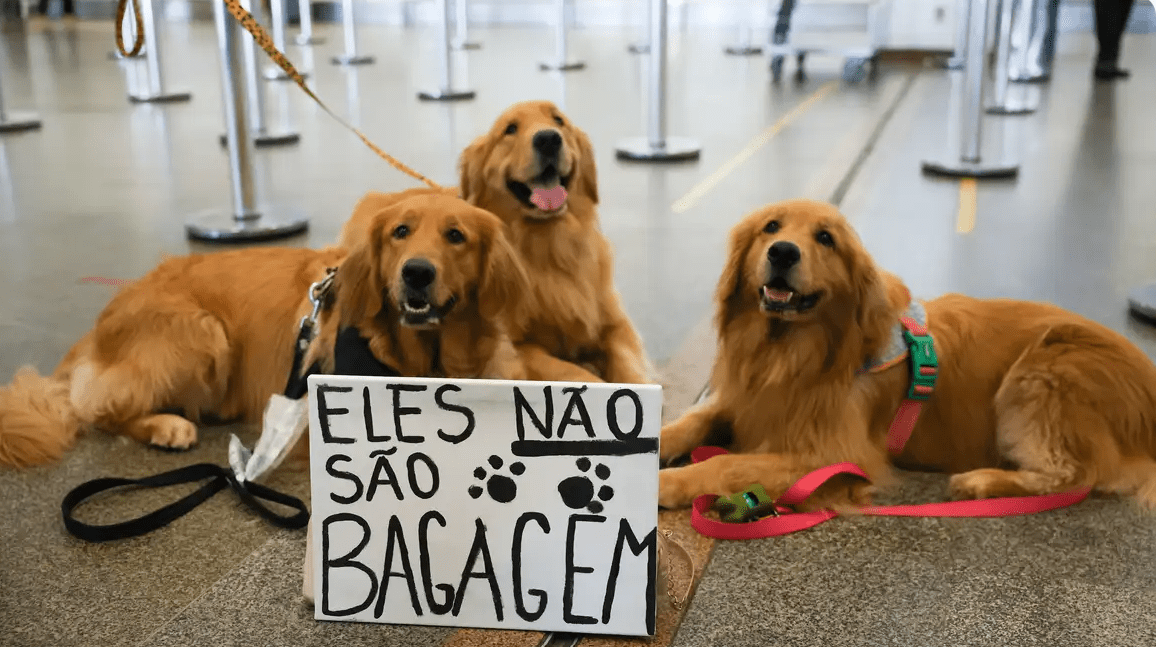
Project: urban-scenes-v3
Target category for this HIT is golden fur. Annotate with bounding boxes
[658,199,1156,510]
[341,101,651,385]
[0,193,528,468]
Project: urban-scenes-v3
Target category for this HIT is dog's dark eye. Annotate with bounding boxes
[815,230,835,248]
[763,220,781,234]
[553,115,565,127]
[445,228,466,244]
[504,122,518,135]
[392,224,410,240]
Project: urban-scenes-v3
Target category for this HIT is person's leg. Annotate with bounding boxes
[1094,0,1136,79]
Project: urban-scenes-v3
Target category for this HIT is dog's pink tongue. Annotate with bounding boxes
[530,186,568,211]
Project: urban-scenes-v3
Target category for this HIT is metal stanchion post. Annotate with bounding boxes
[725,25,762,56]
[628,0,650,53]
[295,0,325,45]
[987,0,1036,114]
[539,0,585,71]
[922,0,1018,179]
[724,1,763,56]
[128,0,192,103]
[615,0,700,162]
[220,0,299,147]
[945,0,970,70]
[0,71,42,134]
[452,0,481,50]
[332,0,375,65]
[265,0,310,79]
[419,0,476,100]
[1009,0,1059,83]
[187,0,308,242]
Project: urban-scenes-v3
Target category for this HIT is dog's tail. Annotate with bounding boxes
[0,366,82,467]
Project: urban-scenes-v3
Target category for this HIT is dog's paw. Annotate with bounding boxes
[948,470,997,500]
[658,467,698,510]
[657,429,693,464]
[146,414,198,451]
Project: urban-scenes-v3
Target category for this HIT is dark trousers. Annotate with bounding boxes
[1094,0,1135,63]
[37,0,75,15]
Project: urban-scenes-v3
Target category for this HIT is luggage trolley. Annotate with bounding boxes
[766,0,885,83]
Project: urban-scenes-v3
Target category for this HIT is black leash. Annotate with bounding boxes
[60,270,340,543]
[58,266,418,542]
[59,268,415,543]
[61,463,309,542]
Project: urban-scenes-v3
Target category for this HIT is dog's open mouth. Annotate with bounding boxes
[400,294,457,327]
[507,166,572,215]
[760,277,821,314]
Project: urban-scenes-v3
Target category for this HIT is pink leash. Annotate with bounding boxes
[688,317,1092,540]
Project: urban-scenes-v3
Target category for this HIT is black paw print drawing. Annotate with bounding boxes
[468,454,525,504]
[558,458,614,514]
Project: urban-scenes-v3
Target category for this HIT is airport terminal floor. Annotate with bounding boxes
[2,4,1156,647]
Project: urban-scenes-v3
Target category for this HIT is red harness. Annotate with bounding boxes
[688,316,1092,540]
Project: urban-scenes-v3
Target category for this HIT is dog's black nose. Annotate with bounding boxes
[532,130,563,157]
[401,259,436,290]
[767,241,801,270]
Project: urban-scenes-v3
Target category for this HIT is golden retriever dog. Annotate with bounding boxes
[0,193,528,468]
[658,199,1156,511]
[341,101,651,385]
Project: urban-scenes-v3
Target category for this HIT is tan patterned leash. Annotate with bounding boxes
[113,0,443,191]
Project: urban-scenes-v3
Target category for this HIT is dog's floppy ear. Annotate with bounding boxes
[334,211,390,328]
[714,218,759,330]
[459,135,492,205]
[849,241,896,353]
[478,216,532,325]
[572,127,599,205]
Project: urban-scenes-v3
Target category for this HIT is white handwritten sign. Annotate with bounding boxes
[307,375,662,637]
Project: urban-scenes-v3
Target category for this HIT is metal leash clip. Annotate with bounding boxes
[298,267,338,344]
[229,267,338,484]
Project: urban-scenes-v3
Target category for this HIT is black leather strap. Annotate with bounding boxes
[61,463,308,543]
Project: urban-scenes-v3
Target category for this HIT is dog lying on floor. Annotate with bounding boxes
[0,193,528,467]
[342,101,652,385]
[658,199,1156,511]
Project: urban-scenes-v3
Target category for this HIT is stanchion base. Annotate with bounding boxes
[1127,283,1156,326]
[725,45,763,56]
[129,90,193,104]
[186,209,309,243]
[265,66,309,81]
[453,41,482,50]
[628,42,649,54]
[418,89,477,102]
[332,54,375,66]
[539,60,586,72]
[615,136,702,162]
[294,34,325,46]
[109,50,148,61]
[0,112,43,133]
[219,130,301,147]
[1010,74,1050,84]
[986,101,1036,115]
[921,158,1019,179]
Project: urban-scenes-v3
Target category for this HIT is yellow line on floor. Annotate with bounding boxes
[671,81,839,214]
[956,178,977,234]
